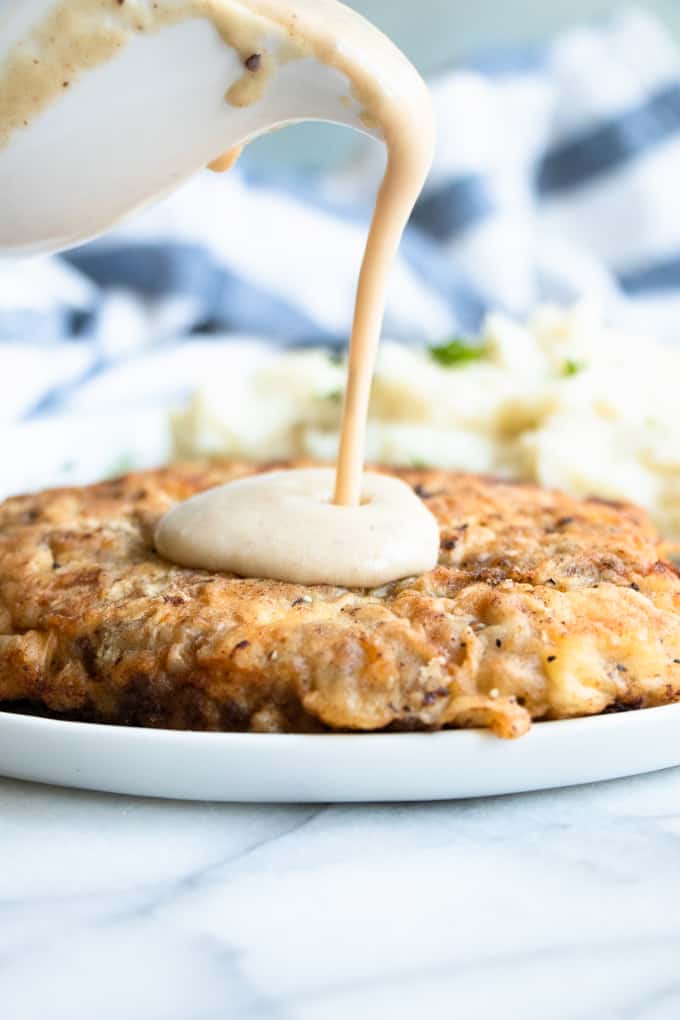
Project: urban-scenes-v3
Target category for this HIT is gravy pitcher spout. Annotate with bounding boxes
[0,0,394,256]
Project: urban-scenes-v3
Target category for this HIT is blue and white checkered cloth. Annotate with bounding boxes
[3,8,680,422]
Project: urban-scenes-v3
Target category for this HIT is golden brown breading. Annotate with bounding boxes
[1,461,680,738]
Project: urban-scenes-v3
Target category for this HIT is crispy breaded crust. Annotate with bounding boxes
[1,461,680,738]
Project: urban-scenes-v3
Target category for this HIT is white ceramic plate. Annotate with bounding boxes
[1,705,680,801]
[2,396,680,802]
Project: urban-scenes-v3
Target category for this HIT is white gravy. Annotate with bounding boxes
[155,468,439,587]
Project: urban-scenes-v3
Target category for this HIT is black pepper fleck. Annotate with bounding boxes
[245,53,262,71]
[631,582,640,592]
[496,638,502,648]
[414,484,444,500]
[423,687,449,706]
[547,655,557,663]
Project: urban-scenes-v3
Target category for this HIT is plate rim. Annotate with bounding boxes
[2,700,680,801]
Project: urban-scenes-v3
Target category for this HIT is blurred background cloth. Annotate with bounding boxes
[3,7,680,421]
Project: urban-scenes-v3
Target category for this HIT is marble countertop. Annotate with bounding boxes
[2,768,680,1020]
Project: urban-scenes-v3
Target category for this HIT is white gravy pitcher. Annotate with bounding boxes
[0,0,419,255]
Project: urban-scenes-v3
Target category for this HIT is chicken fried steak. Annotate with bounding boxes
[1,461,680,738]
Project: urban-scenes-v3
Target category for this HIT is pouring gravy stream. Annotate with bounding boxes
[1,0,439,586]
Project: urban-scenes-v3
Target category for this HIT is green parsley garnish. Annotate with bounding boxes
[324,389,343,403]
[562,359,585,378]
[428,337,486,368]
[106,453,135,479]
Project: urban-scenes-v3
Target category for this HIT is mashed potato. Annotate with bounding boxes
[172,304,680,541]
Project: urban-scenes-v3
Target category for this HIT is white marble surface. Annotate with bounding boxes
[2,768,680,1020]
